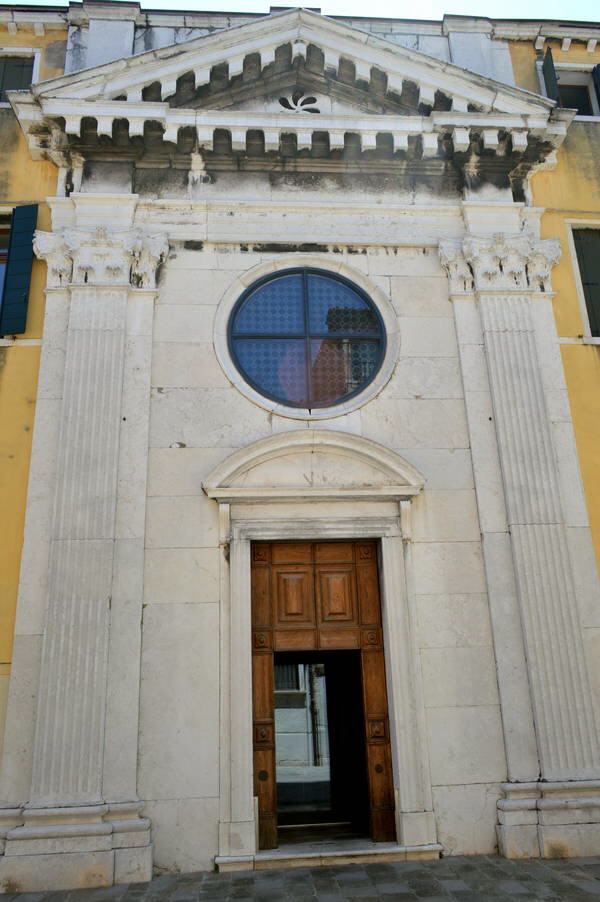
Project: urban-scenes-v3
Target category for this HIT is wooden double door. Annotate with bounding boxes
[251,540,396,849]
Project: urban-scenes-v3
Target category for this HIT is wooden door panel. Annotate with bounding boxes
[271,542,312,564]
[316,566,358,624]
[315,542,354,563]
[366,742,395,808]
[274,566,315,627]
[371,808,397,842]
[356,542,376,562]
[252,544,270,564]
[274,629,317,650]
[254,747,277,849]
[251,566,271,629]
[361,649,389,719]
[357,562,381,627]
[361,646,396,842]
[252,653,274,721]
[318,628,361,649]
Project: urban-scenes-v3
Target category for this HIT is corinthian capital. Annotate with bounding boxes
[438,241,474,293]
[130,233,169,289]
[33,230,73,288]
[439,234,561,294]
[34,227,169,289]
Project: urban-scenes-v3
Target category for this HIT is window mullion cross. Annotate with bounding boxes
[302,269,312,408]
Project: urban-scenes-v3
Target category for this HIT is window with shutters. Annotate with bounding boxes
[573,229,600,339]
[0,205,38,337]
[0,55,34,103]
[539,50,600,118]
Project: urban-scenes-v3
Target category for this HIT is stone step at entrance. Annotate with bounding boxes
[216,840,441,871]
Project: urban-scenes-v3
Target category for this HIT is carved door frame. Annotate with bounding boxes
[214,511,439,866]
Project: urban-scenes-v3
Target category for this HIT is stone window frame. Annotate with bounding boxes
[213,255,400,421]
[0,48,41,107]
[565,219,600,345]
[536,59,600,120]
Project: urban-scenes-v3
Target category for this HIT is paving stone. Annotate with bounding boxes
[496,881,531,895]
[4,855,600,900]
[374,883,411,894]
[571,883,600,897]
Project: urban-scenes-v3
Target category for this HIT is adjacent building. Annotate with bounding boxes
[0,1,599,892]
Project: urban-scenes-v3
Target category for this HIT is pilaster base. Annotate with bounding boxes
[498,782,600,859]
[219,818,257,859]
[0,802,152,892]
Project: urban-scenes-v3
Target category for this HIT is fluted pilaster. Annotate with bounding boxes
[30,223,168,805]
[481,295,599,778]
[440,234,600,782]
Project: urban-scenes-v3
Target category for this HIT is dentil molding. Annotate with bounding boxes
[33,227,169,289]
[439,234,561,293]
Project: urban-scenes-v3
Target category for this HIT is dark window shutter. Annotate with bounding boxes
[543,48,560,104]
[0,203,38,336]
[593,64,600,108]
[573,229,600,338]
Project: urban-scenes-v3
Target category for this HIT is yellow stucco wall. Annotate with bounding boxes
[511,39,600,572]
[0,25,64,760]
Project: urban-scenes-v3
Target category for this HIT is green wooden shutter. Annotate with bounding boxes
[573,229,600,338]
[593,64,600,108]
[543,48,560,104]
[0,203,38,336]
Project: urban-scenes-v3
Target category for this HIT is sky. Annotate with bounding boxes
[1,0,599,22]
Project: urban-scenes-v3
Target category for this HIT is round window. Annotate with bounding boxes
[228,268,386,409]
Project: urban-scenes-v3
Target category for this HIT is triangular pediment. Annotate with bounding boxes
[11,7,573,169]
[31,7,553,117]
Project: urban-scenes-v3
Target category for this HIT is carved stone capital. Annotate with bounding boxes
[33,231,73,288]
[130,232,170,289]
[34,227,169,289]
[439,234,561,294]
[438,240,474,293]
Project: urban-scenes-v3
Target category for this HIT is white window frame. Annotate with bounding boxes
[0,48,41,108]
[565,219,600,344]
[536,59,600,120]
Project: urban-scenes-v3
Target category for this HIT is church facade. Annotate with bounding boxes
[1,3,600,892]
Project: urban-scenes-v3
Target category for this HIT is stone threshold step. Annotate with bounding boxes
[215,842,442,871]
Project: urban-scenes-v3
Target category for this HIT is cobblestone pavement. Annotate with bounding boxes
[3,856,600,901]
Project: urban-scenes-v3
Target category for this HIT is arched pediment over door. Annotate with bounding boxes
[202,429,425,505]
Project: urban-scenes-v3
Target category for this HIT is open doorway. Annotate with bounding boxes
[274,650,370,844]
[251,540,396,850]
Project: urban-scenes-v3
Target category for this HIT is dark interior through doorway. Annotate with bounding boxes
[274,649,370,843]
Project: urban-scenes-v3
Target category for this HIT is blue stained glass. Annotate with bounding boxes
[229,269,385,409]
[234,339,308,405]
[307,274,379,334]
[310,339,380,406]
[232,274,304,335]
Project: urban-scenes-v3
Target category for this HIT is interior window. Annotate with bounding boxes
[558,84,593,117]
[0,57,34,102]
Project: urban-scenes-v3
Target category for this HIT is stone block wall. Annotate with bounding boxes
[138,241,504,869]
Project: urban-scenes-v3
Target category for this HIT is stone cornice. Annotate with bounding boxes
[9,7,574,175]
[439,234,561,294]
